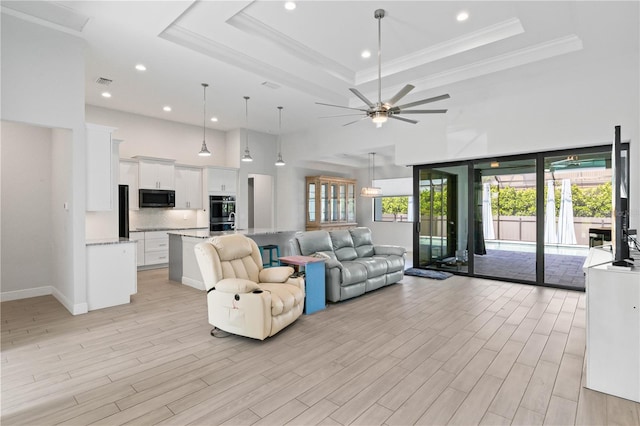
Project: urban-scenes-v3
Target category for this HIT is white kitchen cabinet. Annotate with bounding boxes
[136,157,175,190]
[144,230,169,265]
[119,159,139,210]
[175,166,203,209]
[86,242,137,310]
[86,123,117,211]
[129,231,145,266]
[208,167,237,195]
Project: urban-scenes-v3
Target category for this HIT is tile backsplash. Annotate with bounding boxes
[130,209,202,230]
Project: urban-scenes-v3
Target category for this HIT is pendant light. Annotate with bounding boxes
[275,106,286,167]
[361,152,382,197]
[198,83,211,157]
[241,96,253,162]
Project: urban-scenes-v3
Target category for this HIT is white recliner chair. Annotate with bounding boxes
[194,234,305,340]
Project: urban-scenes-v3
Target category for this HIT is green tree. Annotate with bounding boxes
[382,197,409,219]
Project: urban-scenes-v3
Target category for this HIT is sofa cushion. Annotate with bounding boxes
[350,227,375,258]
[296,230,333,256]
[330,230,358,261]
[340,261,367,286]
[374,255,405,273]
[353,257,387,277]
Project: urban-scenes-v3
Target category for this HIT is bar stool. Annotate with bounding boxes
[259,244,280,268]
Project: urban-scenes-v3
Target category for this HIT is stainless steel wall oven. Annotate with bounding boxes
[210,196,236,231]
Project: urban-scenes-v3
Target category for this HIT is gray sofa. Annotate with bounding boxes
[289,227,406,302]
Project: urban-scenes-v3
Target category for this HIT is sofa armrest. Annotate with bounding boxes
[314,252,343,271]
[374,245,407,257]
[285,276,305,293]
[259,266,294,283]
[216,278,261,294]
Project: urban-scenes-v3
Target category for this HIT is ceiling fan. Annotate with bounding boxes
[317,9,450,126]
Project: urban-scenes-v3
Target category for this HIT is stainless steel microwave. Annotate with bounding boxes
[139,189,175,208]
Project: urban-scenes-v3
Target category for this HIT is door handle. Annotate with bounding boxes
[416,221,421,233]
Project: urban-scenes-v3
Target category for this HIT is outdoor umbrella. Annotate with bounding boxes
[482,182,495,240]
[544,180,558,244]
[557,178,577,244]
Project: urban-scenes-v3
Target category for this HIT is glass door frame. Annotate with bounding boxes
[413,143,625,290]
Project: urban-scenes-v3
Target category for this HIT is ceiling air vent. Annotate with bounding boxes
[95,77,113,86]
[261,81,280,89]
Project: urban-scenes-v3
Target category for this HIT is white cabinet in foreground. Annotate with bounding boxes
[86,242,137,311]
[584,247,640,403]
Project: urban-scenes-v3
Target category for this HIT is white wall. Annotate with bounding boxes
[86,105,227,167]
[0,123,53,298]
[1,14,86,313]
[280,46,640,247]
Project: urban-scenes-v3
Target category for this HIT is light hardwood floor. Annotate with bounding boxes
[2,269,640,425]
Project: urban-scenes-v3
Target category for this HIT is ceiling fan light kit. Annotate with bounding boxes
[198,83,212,157]
[317,9,450,127]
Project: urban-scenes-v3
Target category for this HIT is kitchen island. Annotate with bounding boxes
[168,228,300,290]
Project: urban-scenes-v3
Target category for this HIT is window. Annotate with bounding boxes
[374,196,414,222]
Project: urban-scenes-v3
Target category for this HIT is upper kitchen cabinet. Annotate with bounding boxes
[207,167,237,195]
[119,159,139,210]
[86,123,118,211]
[175,166,203,209]
[135,156,175,190]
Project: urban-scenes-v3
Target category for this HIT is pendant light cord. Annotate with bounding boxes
[244,96,250,149]
[202,84,207,142]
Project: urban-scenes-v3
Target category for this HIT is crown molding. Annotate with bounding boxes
[351,34,583,107]
[227,10,354,84]
[356,18,525,85]
[160,24,345,103]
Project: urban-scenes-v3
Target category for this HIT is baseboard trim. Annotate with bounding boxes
[1,286,52,302]
[1,286,88,315]
[51,287,88,315]
[182,276,205,291]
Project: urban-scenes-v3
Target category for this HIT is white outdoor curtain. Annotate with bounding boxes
[557,178,577,244]
[482,182,495,240]
[544,180,558,244]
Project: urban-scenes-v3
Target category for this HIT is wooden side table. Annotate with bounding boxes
[279,255,326,314]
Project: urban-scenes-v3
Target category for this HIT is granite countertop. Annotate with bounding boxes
[167,228,300,239]
[86,237,137,246]
[131,227,208,232]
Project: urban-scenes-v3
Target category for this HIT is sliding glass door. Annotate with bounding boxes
[472,158,537,283]
[412,144,621,290]
[415,166,468,273]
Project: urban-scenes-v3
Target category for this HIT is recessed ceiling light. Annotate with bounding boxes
[361,50,371,59]
[163,106,172,112]
[457,11,469,22]
[101,92,111,98]
[135,64,147,71]
[210,117,218,122]
[284,1,296,11]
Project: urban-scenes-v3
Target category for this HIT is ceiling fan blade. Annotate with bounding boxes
[343,116,370,126]
[315,102,368,112]
[389,115,418,124]
[319,113,366,118]
[349,88,375,108]
[394,94,450,110]
[385,84,415,106]
[393,109,448,114]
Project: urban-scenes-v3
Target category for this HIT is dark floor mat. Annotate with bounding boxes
[404,268,453,280]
